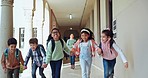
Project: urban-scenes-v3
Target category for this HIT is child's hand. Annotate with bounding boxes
[70,51,74,56]
[42,64,48,68]
[23,66,27,70]
[4,68,6,73]
[124,62,128,68]
[75,52,79,56]
[97,48,103,56]
[92,52,95,57]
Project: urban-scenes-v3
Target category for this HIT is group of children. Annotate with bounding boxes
[1,27,128,78]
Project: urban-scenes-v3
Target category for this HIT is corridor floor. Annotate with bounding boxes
[20,62,103,78]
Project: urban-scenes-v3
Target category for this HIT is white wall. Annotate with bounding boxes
[113,0,148,78]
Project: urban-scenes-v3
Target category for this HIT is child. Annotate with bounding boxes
[98,29,128,78]
[42,28,71,78]
[23,38,46,78]
[72,28,98,78]
[66,34,76,69]
[1,38,24,78]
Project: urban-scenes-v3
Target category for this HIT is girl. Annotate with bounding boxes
[42,28,71,78]
[72,28,98,78]
[66,34,76,69]
[98,29,128,78]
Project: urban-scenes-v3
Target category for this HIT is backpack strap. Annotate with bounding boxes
[51,39,55,52]
[4,48,9,59]
[51,38,64,52]
[59,38,64,48]
[37,44,46,57]
[15,48,20,61]
[4,48,20,61]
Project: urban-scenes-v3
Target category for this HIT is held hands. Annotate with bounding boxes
[23,66,27,70]
[92,52,95,57]
[97,48,103,56]
[124,62,128,68]
[42,63,48,68]
[3,68,6,73]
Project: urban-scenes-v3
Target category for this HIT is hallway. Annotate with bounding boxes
[1,0,148,78]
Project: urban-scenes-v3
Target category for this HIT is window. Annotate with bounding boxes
[33,28,37,38]
[19,28,25,48]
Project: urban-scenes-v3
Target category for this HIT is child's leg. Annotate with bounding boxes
[32,63,38,78]
[39,66,46,78]
[86,58,92,78]
[6,69,13,78]
[13,68,20,78]
[50,59,62,78]
[55,59,62,78]
[108,59,116,78]
[103,59,109,78]
[50,61,56,78]
[80,58,87,78]
[70,55,76,69]
[72,55,76,65]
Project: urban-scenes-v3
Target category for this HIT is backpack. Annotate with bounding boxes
[29,44,46,61]
[4,48,20,61]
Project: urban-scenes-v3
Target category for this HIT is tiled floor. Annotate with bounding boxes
[20,62,103,78]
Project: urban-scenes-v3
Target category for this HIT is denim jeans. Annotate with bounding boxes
[6,68,19,78]
[70,55,75,65]
[103,58,116,78]
[50,59,62,78]
[32,63,46,78]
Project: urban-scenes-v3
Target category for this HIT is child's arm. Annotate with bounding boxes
[24,49,32,68]
[42,41,52,68]
[1,53,6,72]
[112,43,128,68]
[63,41,71,55]
[45,41,52,64]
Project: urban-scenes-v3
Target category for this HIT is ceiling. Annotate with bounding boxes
[47,0,94,27]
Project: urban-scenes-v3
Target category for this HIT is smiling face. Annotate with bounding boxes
[8,44,16,52]
[51,29,60,41]
[81,32,90,42]
[30,43,38,51]
[101,33,110,43]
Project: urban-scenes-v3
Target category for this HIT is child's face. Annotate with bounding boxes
[52,30,60,41]
[8,44,16,52]
[70,34,74,39]
[81,33,89,42]
[30,43,37,51]
[101,33,110,43]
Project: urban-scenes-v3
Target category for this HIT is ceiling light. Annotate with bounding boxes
[69,14,72,19]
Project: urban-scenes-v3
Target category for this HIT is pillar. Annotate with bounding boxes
[0,0,14,78]
[24,9,33,53]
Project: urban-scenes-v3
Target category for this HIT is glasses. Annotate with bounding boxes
[52,31,59,34]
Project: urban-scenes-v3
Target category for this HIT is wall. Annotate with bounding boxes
[113,0,148,78]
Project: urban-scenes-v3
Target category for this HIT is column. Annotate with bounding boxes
[24,9,33,53]
[0,0,14,78]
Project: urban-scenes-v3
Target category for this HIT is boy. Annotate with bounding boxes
[24,38,46,78]
[1,38,24,78]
